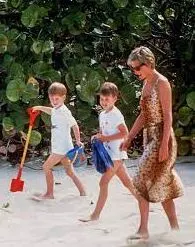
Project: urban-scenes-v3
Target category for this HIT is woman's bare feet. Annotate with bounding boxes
[79,214,99,222]
[127,230,149,241]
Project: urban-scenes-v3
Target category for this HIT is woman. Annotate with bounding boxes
[121,46,184,239]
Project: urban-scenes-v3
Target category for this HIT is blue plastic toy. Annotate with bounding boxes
[66,145,86,166]
[91,138,113,173]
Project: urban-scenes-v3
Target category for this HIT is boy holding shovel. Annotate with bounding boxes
[32,82,86,199]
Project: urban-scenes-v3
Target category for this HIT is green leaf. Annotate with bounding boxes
[10,0,22,8]
[77,103,92,120]
[9,62,24,79]
[10,111,28,131]
[78,70,103,105]
[97,0,108,4]
[106,18,119,30]
[177,139,190,156]
[21,83,39,103]
[164,8,175,18]
[32,61,61,82]
[186,91,195,111]
[7,42,18,54]
[6,79,26,102]
[178,106,193,126]
[65,73,75,92]
[0,34,8,46]
[3,54,14,68]
[6,29,19,41]
[32,41,42,54]
[42,40,54,53]
[32,40,54,54]
[21,4,48,28]
[41,112,51,127]
[0,34,8,53]
[120,84,136,105]
[0,90,8,103]
[2,117,15,131]
[62,12,86,35]
[29,130,42,146]
[127,9,150,35]
[0,24,7,33]
[112,0,128,8]
[175,127,184,137]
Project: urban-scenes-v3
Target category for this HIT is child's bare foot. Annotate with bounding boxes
[39,194,54,200]
[80,191,87,196]
[79,215,99,222]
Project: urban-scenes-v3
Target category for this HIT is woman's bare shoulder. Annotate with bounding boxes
[157,75,170,89]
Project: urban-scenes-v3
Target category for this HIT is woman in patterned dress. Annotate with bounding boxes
[121,46,184,239]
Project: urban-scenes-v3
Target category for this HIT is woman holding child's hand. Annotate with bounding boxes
[121,46,184,240]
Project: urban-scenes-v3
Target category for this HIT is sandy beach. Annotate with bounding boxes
[0,158,195,247]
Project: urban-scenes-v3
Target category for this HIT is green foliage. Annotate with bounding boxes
[0,0,194,156]
[178,106,193,127]
[186,92,195,111]
[0,34,8,53]
[112,0,128,8]
[175,92,195,155]
[2,117,15,131]
[21,4,48,28]
[29,130,42,146]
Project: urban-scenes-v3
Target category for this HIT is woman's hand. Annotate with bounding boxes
[120,138,132,151]
[159,141,169,162]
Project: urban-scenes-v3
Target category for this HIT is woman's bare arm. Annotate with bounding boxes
[158,79,172,144]
[127,112,145,141]
[158,79,172,162]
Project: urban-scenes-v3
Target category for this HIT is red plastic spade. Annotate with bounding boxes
[10,108,40,192]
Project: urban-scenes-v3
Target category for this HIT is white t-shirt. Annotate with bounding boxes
[99,106,128,160]
[51,104,77,155]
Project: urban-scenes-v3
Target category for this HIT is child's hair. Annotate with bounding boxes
[100,82,119,97]
[48,82,67,96]
[128,46,155,69]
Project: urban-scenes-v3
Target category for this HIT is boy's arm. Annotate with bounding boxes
[32,106,52,115]
[96,123,128,142]
[72,124,82,146]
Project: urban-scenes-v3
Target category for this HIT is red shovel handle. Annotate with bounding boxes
[27,108,40,127]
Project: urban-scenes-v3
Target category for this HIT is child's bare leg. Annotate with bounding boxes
[116,162,137,199]
[161,199,179,230]
[42,154,64,199]
[79,160,120,222]
[61,157,86,196]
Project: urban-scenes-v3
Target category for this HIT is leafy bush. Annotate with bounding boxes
[0,0,194,162]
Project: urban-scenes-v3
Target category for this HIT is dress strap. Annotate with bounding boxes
[154,77,160,87]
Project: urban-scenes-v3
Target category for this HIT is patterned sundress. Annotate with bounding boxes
[133,81,184,202]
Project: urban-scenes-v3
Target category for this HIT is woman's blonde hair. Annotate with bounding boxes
[48,82,67,96]
[128,46,155,69]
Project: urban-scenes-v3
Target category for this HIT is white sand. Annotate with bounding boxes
[0,160,195,247]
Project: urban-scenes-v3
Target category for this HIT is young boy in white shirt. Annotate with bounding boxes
[33,82,86,199]
[80,82,136,222]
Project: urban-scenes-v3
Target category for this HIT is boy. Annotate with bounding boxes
[80,82,136,222]
[33,82,86,199]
